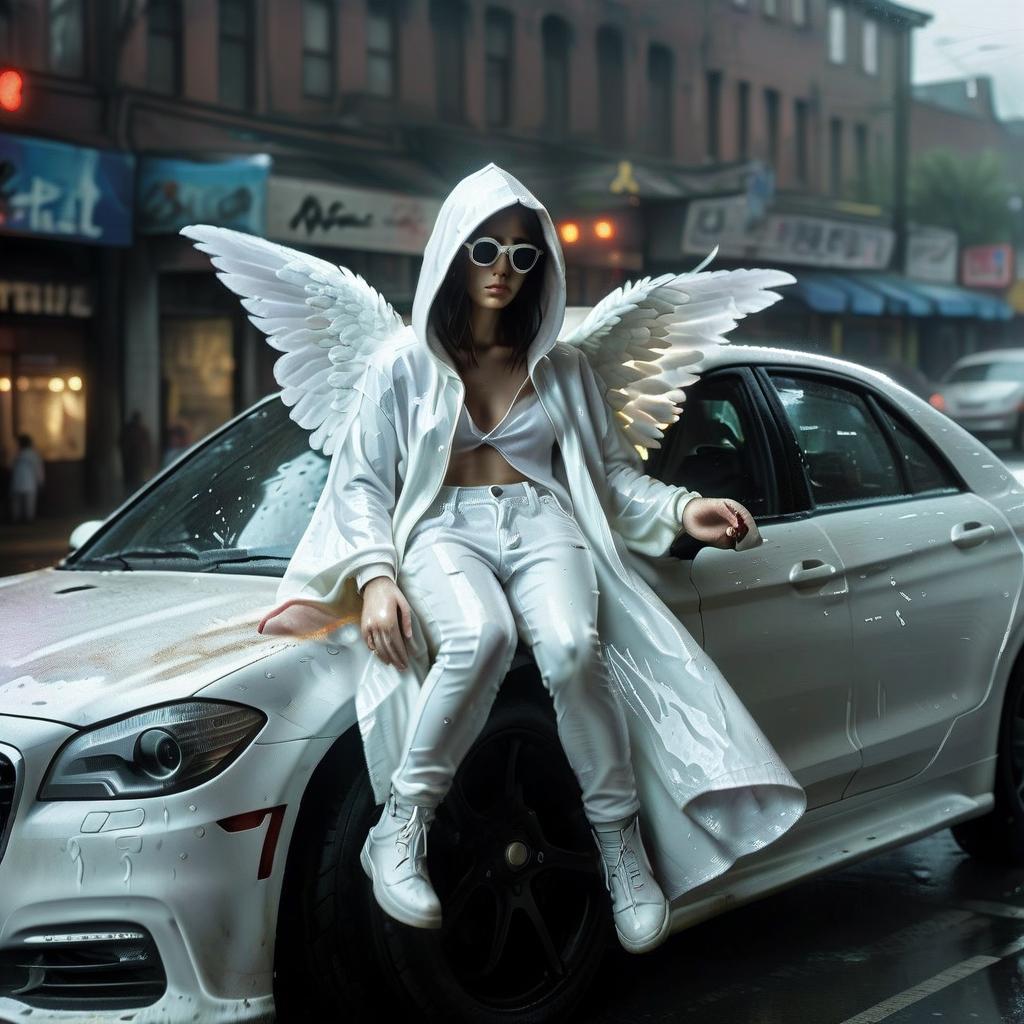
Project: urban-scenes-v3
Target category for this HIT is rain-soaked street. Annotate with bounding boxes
[575,828,1024,1024]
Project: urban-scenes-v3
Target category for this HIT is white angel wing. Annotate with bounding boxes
[559,248,796,457]
[179,224,408,457]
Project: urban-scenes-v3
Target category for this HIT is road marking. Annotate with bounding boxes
[837,954,1003,1023]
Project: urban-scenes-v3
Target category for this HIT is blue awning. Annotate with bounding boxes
[785,275,847,314]
[785,270,1014,320]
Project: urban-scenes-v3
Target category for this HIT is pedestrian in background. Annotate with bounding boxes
[9,433,44,523]
[119,410,153,495]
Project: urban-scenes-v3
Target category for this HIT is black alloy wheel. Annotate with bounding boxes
[380,691,613,1022]
[276,680,613,1024]
[951,662,1024,864]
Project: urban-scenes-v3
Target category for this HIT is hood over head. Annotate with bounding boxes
[411,162,567,379]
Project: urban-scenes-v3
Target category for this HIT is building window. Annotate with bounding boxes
[368,0,398,98]
[542,15,570,137]
[828,3,846,64]
[763,0,778,17]
[48,0,84,75]
[147,0,182,95]
[737,80,750,160]
[485,8,513,127]
[829,116,843,196]
[432,0,466,121]
[764,87,780,170]
[792,0,808,26]
[862,17,878,75]
[219,0,254,109]
[597,25,625,148]
[794,98,809,184]
[706,70,722,161]
[302,0,334,98]
[854,122,869,199]
[647,44,673,157]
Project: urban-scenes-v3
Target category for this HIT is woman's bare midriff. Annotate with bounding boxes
[442,371,536,487]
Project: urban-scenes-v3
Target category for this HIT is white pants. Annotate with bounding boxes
[392,479,641,825]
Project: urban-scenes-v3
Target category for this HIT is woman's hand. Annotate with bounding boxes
[361,577,415,671]
[681,496,754,550]
[257,600,344,637]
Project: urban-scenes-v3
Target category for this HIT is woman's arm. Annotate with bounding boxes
[576,349,701,557]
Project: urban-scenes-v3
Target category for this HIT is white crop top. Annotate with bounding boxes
[355,383,575,593]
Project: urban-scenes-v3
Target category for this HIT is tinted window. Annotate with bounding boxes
[945,361,1024,385]
[649,376,772,518]
[876,405,959,494]
[771,374,900,506]
[70,401,328,574]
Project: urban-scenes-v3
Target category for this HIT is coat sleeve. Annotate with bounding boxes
[576,348,702,557]
[274,363,401,614]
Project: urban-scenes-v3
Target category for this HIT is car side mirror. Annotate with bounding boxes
[69,520,104,550]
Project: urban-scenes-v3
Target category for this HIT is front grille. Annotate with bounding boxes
[0,752,16,866]
[0,923,167,1010]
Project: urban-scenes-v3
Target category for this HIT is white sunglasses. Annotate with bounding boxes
[462,236,545,273]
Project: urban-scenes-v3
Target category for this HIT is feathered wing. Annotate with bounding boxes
[179,224,408,457]
[559,248,796,458]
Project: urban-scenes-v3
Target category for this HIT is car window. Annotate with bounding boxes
[71,401,328,573]
[647,375,772,518]
[875,404,960,494]
[944,361,1024,385]
[770,374,901,507]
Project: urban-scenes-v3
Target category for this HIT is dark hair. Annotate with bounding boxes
[428,202,546,375]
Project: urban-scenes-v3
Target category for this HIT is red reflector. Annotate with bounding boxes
[0,70,23,112]
[217,805,287,880]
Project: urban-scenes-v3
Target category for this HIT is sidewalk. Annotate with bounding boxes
[1,506,114,578]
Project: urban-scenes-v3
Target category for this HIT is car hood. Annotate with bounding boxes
[0,567,283,727]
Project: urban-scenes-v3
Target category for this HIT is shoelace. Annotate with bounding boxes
[389,794,430,870]
[595,822,646,915]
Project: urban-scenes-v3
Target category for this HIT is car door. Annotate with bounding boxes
[761,368,1022,798]
[649,368,860,811]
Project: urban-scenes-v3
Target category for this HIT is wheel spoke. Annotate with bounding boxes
[540,842,599,877]
[445,863,487,929]
[478,895,515,979]
[520,881,565,977]
[444,775,486,829]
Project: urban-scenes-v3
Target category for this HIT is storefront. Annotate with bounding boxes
[0,130,133,514]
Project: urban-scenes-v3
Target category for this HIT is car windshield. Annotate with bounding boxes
[944,361,1024,385]
[65,400,329,575]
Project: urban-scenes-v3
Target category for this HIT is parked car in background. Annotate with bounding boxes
[2,343,1024,1024]
[928,349,1024,450]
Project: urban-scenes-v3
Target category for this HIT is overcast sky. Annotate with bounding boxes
[911,0,1024,121]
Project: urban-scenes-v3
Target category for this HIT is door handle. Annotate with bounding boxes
[789,559,838,588]
[951,521,995,549]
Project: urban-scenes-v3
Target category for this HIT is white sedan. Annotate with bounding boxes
[2,343,1023,1024]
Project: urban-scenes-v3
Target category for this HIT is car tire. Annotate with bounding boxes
[276,674,613,1024]
[951,664,1024,864]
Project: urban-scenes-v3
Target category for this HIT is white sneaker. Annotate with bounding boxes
[591,813,671,954]
[360,787,442,929]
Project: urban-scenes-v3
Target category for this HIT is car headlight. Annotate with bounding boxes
[38,701,267,800]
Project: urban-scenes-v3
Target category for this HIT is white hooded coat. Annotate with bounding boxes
[274,162,807,902]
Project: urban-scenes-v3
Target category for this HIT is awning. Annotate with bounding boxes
[784,271,1014,320]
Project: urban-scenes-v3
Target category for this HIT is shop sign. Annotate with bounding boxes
[137,154,269,234]
[267,176,441,255]
[0,131,134,246]
[961,243,1014,289]
[0,277,93,317]
[682,195,893,269]
[905,225,958,283]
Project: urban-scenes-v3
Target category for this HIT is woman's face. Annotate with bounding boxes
[463,207,537,313]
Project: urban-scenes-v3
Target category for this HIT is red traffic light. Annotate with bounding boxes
[0,69,24,112]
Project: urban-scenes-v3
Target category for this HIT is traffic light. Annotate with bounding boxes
[0,68,24,113]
